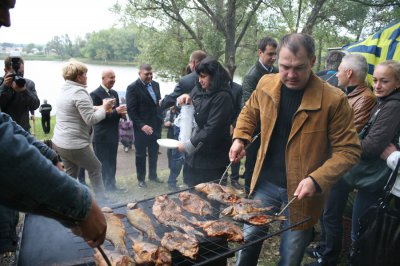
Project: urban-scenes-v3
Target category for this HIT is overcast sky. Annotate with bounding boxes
[0,0,125,45]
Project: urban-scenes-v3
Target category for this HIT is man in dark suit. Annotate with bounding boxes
[160,50,207,188]
[126,64,163,188]
[241,36,278,195]
[160,50,207,110]
[90,69,127,191]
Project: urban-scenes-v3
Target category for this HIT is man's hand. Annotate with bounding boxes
[177,141,184,152]
[164,121,172,127]
[3,72,26,92]
[115,105,127,115]
[294,177,317,200]
[177,93,192,106]
[141,125,153,135]
[380,143,397,160]
[55,162,64,171]
[2,72,14,87]
[229,139,246,164]
[71,199,107,248]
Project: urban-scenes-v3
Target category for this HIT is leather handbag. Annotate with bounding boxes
[350,158,400,266]
[343,107,392,192]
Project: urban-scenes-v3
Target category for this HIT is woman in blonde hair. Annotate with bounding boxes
[52,60,114,200]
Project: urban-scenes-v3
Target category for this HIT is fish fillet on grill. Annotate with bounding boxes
[232,213,287,225]
[152,194,203,237]
[131,237,171,266]
[126,202,159,241]
[178,191,213,216]
[194,182,243,195]
[161,231,199,260]
[195,183,261,205]
[94,248,134,266]
[221,202,273,217]
[101,207,129,255]
[189,217,243,242]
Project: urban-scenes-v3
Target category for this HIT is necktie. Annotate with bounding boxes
[146,83,157,104]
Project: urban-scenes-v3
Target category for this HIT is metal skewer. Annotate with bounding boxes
[218,132,261,185]
[97,246,112,266]
[276,196,297,216]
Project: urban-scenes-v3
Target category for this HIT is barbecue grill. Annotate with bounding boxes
[16,184,310,265]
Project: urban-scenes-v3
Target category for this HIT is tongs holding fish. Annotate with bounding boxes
[219,132,261,185]
[97,246,112,266]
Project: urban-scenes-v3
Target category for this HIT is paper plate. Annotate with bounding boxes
[157,138,179,148]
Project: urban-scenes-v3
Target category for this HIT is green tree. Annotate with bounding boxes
[82,27,139,62]
[116,0,264,76]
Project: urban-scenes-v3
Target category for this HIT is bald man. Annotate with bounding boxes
[90,69,127,191]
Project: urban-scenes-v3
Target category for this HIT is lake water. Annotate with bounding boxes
[23,60,177,116]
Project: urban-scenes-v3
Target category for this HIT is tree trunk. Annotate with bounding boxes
[301,0,327,35]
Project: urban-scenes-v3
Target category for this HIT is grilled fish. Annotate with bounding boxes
[126,202,159,241]
[189,217,243,242]
[194,182,243,195]
[232,213,287,225]
[221,202,273,217]
[131,237,171,266]
[94,248,135,266]
[152,195,203,237]
[178,191,213,216]
[101,207,129,255]
[196,183,261,205]
[161,231,199,260]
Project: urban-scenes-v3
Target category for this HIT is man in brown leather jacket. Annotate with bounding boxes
[230,33,361,266]
[306,53,376,266]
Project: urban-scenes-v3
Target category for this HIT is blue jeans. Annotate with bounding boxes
[236,181,313,266]
[167,148,184,187]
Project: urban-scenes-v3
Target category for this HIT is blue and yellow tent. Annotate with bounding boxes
[343,21,400,84]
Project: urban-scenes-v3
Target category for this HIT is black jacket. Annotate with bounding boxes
[161,72,197,110]
[361,90,400,159]
[0,78,40,131]
[241,60,277,106]
[187,84,233,169]
[39,103,52,117]
[230,81,242,127]
[90,86,121,143]
[126,78,163,137]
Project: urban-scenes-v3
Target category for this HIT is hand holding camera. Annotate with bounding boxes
[3,71,26,92]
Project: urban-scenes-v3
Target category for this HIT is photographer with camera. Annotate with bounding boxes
[0,54,40,131]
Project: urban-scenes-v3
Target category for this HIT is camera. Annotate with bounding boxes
[10,56,26,87]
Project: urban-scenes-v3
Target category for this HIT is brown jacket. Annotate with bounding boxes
[347,84,376,132]
[233,73,361,229]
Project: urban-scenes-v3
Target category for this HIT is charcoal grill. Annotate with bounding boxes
[17,183,310,265]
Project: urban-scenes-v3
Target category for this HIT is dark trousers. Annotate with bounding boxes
[243,127,261,194]
[0,205,18,253]
[93,141,118,190]
[134,130,159,181]
[320,178,352,266]
[41,115,50,134]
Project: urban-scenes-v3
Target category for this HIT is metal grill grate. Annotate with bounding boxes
[17,182,310,265]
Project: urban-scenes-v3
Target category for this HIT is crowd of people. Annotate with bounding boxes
[1,1,400,266]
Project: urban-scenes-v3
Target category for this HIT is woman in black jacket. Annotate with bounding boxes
[349,60,400,243]
[177,57,233,187]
